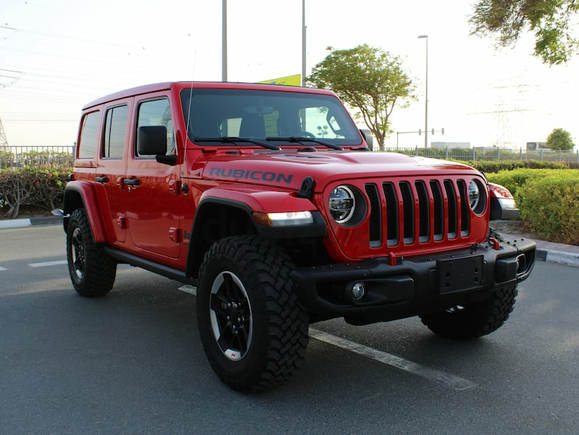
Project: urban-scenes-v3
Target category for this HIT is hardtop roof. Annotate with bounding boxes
[82,81,336,110]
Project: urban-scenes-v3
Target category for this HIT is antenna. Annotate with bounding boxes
[0,117,8,151]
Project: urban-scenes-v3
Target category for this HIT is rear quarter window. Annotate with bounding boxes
[78,111,100,159]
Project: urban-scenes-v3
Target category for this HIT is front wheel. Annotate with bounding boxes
[66,208,117,297]
[419,285,518,339]
[197,235,309,392]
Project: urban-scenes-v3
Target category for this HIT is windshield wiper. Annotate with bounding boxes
[192,136,281,151]
[266,136,343,151]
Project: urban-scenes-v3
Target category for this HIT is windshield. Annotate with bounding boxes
[180,88,362,147]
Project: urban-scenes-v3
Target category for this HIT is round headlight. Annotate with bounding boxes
[329,186,355,224]
[468,180,480,210]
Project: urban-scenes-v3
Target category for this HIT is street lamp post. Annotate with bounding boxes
[222,0,228,82]
[302,0,306,86]
[418,35,428,148]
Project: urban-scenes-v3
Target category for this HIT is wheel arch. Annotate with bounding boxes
[186,198,258,278]
[63,181,110,243]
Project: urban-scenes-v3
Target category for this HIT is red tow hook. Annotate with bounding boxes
[489,238,501,250]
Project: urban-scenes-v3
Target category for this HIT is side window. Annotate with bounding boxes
[78,111,100,159]
[136,98,175,157]
[102,105,128,159]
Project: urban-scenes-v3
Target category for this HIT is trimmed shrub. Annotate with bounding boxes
[0,166,71,218]
[487,169,579,245]
[517,173,579,245]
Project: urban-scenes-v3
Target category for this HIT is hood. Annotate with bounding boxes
[196,150,481,192]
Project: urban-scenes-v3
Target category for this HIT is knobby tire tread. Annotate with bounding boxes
[198,235,309,392]
[67,208,116,297]
[419,285,518,339]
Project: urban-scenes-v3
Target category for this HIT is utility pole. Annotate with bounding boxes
[418,35,428,148]
[222,0,228,82]
[302,0,306,86]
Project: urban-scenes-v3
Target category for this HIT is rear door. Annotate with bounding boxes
[97,102,130,243]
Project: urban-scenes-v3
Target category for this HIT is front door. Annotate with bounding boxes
[124,96,181,260]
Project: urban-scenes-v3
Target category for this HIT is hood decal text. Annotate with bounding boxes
[208,167,293,184]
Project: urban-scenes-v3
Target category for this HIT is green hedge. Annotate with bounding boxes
[0,167,71,218]
[487,169,579,245]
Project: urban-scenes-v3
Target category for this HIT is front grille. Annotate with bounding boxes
[366,178,472,248]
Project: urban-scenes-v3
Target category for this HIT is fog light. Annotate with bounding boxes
[351,282,366,301]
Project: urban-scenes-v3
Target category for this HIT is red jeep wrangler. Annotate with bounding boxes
[63,81,535,391]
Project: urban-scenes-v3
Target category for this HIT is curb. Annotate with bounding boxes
[536,249,579,268]
[0,216,62,230]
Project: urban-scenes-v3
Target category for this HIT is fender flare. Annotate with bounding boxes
[488,182,520,220]
[185,190,326,278]
[63,181,111,243]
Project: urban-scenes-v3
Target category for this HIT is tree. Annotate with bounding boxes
[546,127,575,150]
[469,0,579,65]
[307,44,415,151]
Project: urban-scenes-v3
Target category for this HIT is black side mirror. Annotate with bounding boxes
[360,129,374,150]
[138,126,167,156]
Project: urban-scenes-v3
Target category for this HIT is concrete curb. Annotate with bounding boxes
[0,216,62,229]
[538,249,579,268]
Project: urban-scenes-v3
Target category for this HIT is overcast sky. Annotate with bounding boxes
[1,0,578,150]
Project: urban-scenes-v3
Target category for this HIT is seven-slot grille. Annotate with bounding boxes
[364,178,474,248]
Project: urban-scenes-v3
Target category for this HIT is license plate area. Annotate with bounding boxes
[437,255,484,294]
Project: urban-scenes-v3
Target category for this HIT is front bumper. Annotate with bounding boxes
[291,237,535,324]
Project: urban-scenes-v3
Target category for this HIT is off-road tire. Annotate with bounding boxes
[66,208,117,297]
[197,235,309,392]
[419,285,518,339]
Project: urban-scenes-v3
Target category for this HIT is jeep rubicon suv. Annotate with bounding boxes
[63,81,535,392]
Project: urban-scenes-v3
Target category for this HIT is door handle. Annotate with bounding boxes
[95,176,109,183]
[123,178,140,186]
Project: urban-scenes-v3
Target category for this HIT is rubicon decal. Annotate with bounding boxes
[208,167,293,184]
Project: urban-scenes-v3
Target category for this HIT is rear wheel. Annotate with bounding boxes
[66,208,117,297]
[197,235,309,392]
[419,285,518,339]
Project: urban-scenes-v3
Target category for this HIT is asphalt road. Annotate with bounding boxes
[1,225,578,434]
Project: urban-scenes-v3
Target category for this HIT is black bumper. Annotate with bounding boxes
[291,238,535,323]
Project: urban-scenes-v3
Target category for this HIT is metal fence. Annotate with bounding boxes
[1,146,74,169]
[384,146,579,163]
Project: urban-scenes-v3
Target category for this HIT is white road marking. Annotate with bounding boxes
[29,260,68,268]
[177,285,477,391]
[309,328,477,391]
[178,285,197,295]
[0,266,6,271]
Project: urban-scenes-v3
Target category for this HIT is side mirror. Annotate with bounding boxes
[138,126,167,156]
[360,129,374,150]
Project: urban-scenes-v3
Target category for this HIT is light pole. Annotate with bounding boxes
[302,0,306,86]
[222,0,228,82]
[418,35,428,148]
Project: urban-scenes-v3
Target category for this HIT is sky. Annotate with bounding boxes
[1,0,578,151]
